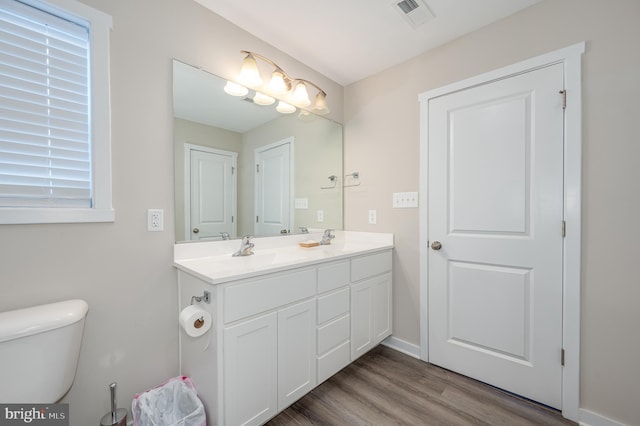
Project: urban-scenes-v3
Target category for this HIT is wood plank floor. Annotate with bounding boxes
[267,345,575,426]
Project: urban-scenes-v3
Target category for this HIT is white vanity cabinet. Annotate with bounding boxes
[316,261,351,384]
[222,268,317,426]
[223,311,277,426]
[350,250,393,360]
[175,233,393,426]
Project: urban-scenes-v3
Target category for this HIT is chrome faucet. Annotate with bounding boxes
[220,232,230,240]
[299,227,309,234]
[232,235,254,257]
[320,229,335,245]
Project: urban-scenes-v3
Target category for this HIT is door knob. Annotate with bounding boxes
[431,241,442,250]
[192,227,199,234]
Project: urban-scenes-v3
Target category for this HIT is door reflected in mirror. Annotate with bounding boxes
[173,60,343,242]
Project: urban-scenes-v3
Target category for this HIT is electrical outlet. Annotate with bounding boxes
[147,209,164,231]
[317,210,324,222]
[393,192,419,208]
[368,209,377,225]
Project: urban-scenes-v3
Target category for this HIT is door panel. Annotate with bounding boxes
[255,139,292,235]
[449,94,530,235]
[189,147,236,240]
[428,63,564,408]
[223,312,277,426]
[277,299,316,410]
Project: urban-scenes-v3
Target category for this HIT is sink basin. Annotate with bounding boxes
[173,231,394,284]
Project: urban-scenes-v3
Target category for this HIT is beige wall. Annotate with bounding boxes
[2,0,638,424]
[344,0,640,424]
[0,1,343,425]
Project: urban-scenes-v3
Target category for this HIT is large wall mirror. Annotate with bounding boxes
[173,60,343,242]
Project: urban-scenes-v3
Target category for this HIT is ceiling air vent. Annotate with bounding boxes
[393,0,435,28]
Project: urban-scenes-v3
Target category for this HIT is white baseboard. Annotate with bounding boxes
[381,335,421,359]
[579,408,627,426]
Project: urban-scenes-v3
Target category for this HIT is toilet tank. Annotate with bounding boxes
[0,299,89,403]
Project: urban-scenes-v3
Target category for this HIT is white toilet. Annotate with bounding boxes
[0,299,89,403]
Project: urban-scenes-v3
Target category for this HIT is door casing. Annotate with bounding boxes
[418,42,584,421]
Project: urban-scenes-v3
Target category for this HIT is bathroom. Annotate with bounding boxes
[0,0,639,425]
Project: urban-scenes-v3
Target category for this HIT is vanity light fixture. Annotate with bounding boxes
[223,81,248,97]
[253,92,275,106]
[276,101,296,114]
[232,50,330,115]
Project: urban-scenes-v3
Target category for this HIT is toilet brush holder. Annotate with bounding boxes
[100,382,127,426]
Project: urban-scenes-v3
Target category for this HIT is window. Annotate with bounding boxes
[0,0,113,224]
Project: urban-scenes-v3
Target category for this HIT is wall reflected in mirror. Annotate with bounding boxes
[173,60,343,242]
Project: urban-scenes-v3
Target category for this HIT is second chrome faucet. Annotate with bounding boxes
[320,229,335,245]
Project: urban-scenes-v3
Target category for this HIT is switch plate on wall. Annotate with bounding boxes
[393,192,419,208]
[147,209,164,231]
[295,198,309,209]
[317,210,324,222]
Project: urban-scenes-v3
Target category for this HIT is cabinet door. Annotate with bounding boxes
[351,273,392,359]
[372,272,392,342]
[224,312,277,426]
[278,299,316,410]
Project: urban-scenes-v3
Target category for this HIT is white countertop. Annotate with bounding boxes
[173,231,394,284]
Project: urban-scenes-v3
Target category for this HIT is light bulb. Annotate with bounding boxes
[223,81,248,97]
[269,71,289,94]
[239,53,262,87]
[313,91,330,115]
[276,101,296,114]
[253,92,275,106]
[292,82,311,107]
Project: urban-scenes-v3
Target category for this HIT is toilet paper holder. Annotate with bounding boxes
[191,291,211,305]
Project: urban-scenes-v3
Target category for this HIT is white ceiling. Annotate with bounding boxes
[193,0,542,86]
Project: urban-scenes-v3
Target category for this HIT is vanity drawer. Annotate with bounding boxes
[317,287,349,324]
[317,261,350,294]
[351,250,392,282]
[317,314,350,355]
[317,340,351,384]
[223,269,316,323]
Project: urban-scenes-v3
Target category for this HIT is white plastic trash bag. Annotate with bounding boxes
[132,376,206,426]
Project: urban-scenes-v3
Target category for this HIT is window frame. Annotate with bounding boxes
[0,0,113,224]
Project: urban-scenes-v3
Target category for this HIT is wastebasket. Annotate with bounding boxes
[132,376,206,426]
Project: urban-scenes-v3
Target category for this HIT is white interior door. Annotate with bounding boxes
[255,138,293,235]
[427,63,564,408]
[187,145,236,240]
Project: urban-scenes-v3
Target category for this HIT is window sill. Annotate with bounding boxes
[0,208,115,224]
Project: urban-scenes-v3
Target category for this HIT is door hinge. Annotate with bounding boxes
[562,220,567,238]
[256,164,260,173]
[559,90,567,109]
[256,215,259,223]
[561,348,565,366]
[232,166,235,175]
[231,216,234,223]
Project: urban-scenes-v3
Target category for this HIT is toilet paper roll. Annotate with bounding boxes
[179,305,212,337]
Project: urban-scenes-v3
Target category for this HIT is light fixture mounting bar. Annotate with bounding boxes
[239,50,327,97]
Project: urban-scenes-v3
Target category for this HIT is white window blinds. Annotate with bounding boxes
[0,0,91,208]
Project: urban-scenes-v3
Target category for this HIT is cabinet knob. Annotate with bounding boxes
[192,227,199,234]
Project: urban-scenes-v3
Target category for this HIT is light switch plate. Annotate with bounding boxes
[393,192,419,208]
[295,198,309,209]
